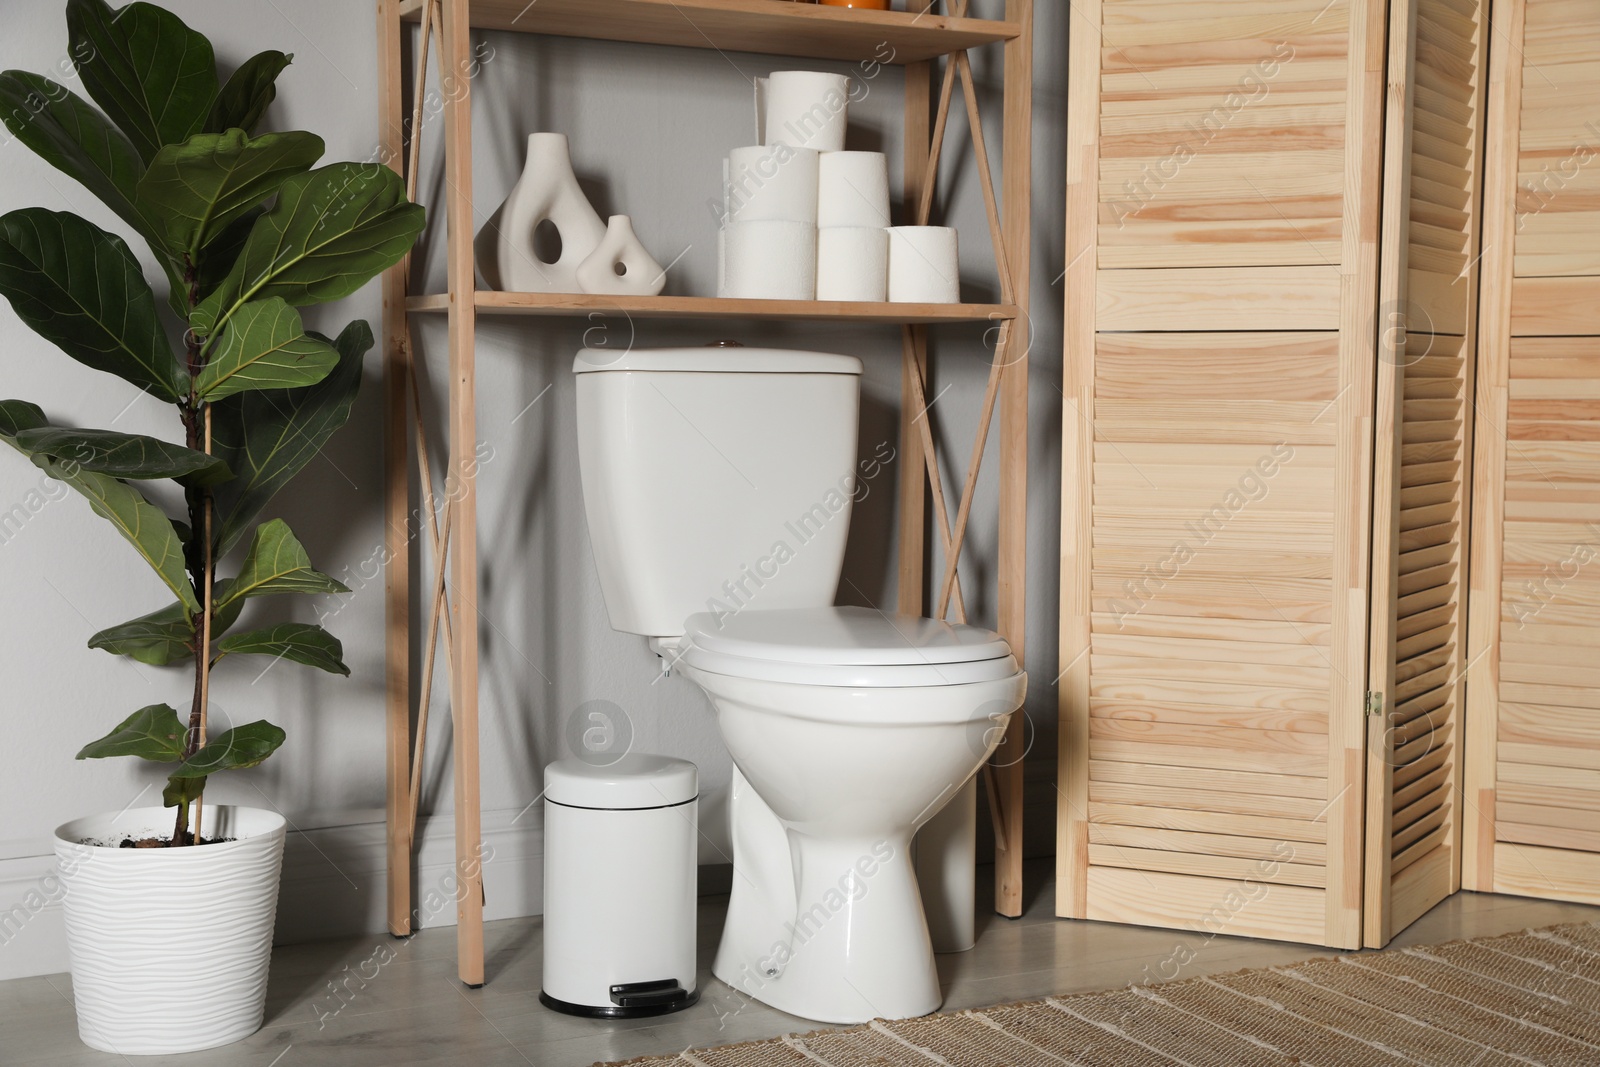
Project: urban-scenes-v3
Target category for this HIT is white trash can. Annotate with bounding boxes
[541,752,699,1017]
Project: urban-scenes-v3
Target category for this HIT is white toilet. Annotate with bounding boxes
[573,345,1027,1024]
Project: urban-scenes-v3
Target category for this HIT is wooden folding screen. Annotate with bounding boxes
[1364,0,1486,948]
[1465,0,1600,907]
[1061,0,1490,948]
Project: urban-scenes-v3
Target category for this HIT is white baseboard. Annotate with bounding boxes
[0,806,546,982]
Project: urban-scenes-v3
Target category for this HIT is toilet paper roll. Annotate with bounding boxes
[761,71,850,153]
[888,226,960,304]
[816,227,888,302]
[725,145,820,225]
[720,220,818,301]
[818,151,891,228]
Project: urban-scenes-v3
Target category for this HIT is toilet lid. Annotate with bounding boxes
[678,606,1018,687]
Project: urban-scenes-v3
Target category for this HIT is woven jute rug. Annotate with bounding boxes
[602,921,1600,1066]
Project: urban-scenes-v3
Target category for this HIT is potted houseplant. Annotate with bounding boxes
[0,0,423,1054]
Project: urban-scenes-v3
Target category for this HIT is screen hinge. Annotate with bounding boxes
[1365,690,1385,717]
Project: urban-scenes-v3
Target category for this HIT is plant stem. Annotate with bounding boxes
[174,271,213,847]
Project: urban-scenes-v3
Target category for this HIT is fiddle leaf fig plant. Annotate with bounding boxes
[0,0,424,844]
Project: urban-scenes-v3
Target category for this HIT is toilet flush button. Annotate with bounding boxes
[705,339,745,347]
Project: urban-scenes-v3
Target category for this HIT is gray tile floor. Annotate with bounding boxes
[9,861,1600,1067]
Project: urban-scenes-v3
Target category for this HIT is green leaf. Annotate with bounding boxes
[210,319,368,553]
[163,773,204,808]
[67,0,218,165]
[15,427,230,484]
[27,452,197,612]
[169,720,285,778]
[207,50,292,135]
[215,518,347,610]
[88,595,243,666]
[192,163,424,336]
[0,400,47,440]
[0,72,149,240]
[76,703,186,761]
[0,209,187,401]
[196,297,338,401]
[88,601,191,665]
[137,129,323,261]
[215,622,349,675]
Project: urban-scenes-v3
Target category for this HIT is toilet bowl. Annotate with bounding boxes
[572,346,1027,1023]
[678,607,1025,1023]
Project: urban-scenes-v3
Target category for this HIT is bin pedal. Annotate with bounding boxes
[610,979,690,1009]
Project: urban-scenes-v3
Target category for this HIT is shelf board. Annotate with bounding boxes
[397,0,1019,63]
[407,290,1018,324]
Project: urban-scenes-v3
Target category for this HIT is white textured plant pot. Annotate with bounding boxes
[54,806,287,1056]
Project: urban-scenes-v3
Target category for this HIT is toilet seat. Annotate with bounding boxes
[679,606,1018,687]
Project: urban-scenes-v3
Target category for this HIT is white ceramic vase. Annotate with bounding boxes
[475,132,607,293]
[576,215,668,296]
[54,806,287,1056]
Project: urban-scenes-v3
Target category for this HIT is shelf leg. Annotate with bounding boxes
[898,60,932,617]
[994,0,1034,920]
[378,0,413,941]
[441,0,485,987]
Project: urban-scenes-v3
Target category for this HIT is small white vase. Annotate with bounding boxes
[475,132,607,293]
[54,805,287,1056]
[576,215,668,296]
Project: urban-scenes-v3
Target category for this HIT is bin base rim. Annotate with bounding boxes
[539,988,700,1019]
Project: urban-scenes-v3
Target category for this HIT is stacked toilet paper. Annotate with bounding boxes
[717,71,959,304]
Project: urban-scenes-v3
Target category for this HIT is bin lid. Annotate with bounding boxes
[544,752,698,810]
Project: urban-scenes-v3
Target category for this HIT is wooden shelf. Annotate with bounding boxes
[396,0,1019,63]
[407,290,1019,324]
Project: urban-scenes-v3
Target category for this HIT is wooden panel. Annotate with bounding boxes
[1468,0,1600,909]
[1492,842,1600,905]
[1063,0,1382,948]
[1086,868,1327,944]
[1510,278,1600,334]
[1512,0,1600,277]
[1095,332,1342,400]
[1096,266,1342,330]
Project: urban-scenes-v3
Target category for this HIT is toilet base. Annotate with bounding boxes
[713,828,941,1024]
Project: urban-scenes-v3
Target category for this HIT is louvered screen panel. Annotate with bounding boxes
[1363,0,1483,947]
[1062,0,1383,948]
[1466,0,1600,904]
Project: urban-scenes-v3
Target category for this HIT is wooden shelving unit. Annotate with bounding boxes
[378,0,1033,986]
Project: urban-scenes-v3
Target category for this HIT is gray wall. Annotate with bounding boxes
[0,0,1066,980]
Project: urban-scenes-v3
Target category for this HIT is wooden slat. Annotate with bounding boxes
[1088,844,1328,887]
[1090,781,1333,822]
[1090,822,1329,865]
[1089,758,1328,798]
[1092,736,1328,777]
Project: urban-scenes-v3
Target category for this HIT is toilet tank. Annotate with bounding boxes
[574,346,864,638]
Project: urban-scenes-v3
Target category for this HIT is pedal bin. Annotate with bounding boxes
[540,752,699,1017]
